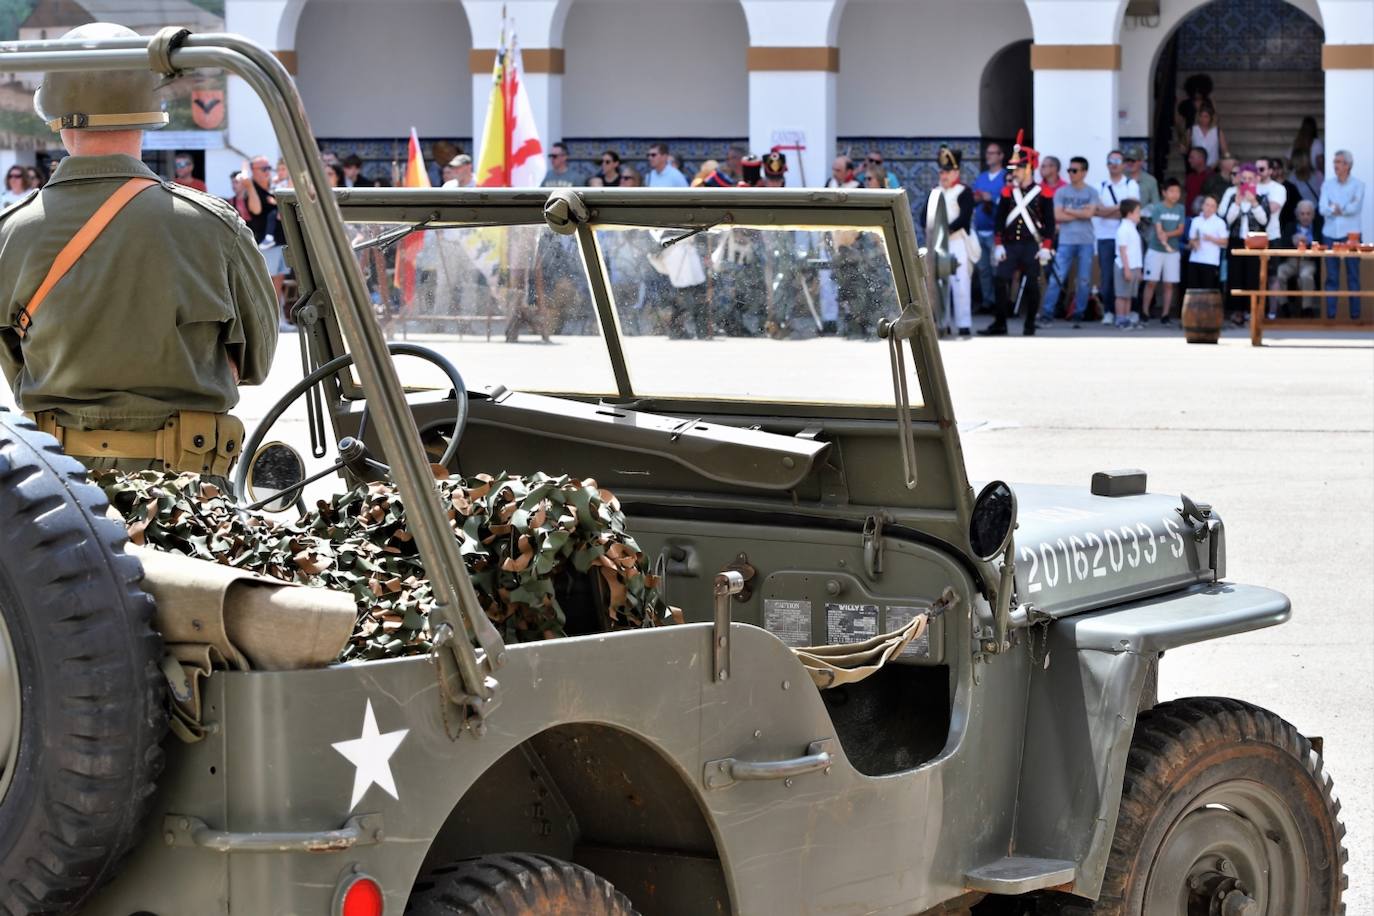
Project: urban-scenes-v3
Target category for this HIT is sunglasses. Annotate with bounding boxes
[6,172,23,178]
[1067,166,1083,173]
[1107,158,1123,165]
[601,158,616,164]
[867,157,882,164]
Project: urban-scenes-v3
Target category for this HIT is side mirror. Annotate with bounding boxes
[970,480,1018,654]
[969,480,1017,560]
[246,442,306,513]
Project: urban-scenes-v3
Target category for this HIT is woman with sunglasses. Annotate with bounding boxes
[1,167,29,210]
[596,150,622,187]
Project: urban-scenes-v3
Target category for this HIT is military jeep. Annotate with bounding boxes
[0,32,1346,916]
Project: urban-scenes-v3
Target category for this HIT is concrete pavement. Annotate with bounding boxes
[3,323,1371,908]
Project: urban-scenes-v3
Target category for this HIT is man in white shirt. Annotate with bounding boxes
[644,142,688,188]
[1255,157,1287,241]
[441,154,474,189]
[1093,150,1141,321]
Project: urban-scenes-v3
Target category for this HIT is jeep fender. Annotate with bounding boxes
[1010,582,1290,899]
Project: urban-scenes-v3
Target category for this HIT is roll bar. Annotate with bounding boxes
[0,29,505,729]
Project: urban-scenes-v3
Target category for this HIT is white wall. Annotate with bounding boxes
[562,0,748,137]
[1117,0,1324,138]
[836,0,1033,137]
[295,0,472,138]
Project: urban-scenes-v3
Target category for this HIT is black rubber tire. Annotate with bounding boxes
[1095,696,1347,915]
[407,853,639,915]
[0,413,167,916]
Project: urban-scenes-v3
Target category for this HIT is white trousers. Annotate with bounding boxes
[948,245,973,331]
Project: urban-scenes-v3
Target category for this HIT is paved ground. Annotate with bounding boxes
[3,321,1371,907]
[942,324,1373,911]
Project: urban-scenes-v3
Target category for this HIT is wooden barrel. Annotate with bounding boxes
[1181,289,1224,344]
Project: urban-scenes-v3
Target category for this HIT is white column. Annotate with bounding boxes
[1025,0,1128,177]
[741,0,844,188]
[1317,0,1374,241]
[463,0,568,165]
[220,0,294,197]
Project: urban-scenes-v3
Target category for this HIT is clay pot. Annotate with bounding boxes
[1296,239,1309,252]
[1244,232,1269,250]
[1348,231,1361,244]
[1332,243,1349,252]
[1313,242,1326,251]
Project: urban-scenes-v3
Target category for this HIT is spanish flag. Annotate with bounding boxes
[397,127,431,309]
[476,15,546,188]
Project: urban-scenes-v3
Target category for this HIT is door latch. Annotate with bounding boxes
[862,513,886,579]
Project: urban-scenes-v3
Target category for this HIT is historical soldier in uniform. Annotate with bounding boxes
[927,147,979,337]
[0,23,278,480]
[979,130,1055,336]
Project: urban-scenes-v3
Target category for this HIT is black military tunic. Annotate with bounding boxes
[988,181,1056,334]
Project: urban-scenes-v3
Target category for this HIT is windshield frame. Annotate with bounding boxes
[279,186,941,421]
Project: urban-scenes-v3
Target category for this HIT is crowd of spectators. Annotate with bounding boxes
[3,104,1361,339]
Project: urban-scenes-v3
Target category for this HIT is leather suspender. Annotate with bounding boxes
[15,176,158,339]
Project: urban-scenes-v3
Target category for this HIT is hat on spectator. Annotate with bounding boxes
[1123,145,1146,162]
[449,154,472,168]
[937,147,962,172]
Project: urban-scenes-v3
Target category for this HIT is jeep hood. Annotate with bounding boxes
[1008,483,1216,619]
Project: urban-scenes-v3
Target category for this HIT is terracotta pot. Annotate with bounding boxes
[1244,232,1269,250]
[1348,231,1362,244]
[1332,243,1349,252]
[1296,239,1309,252]
[1361,244,1374,253]
[1313,242,1326,251]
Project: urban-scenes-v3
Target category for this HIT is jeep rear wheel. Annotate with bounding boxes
[1097,697,1347,915]
[0,413,167,915]
[407,853,638,915]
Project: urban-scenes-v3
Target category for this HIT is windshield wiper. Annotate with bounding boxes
[352,211,441,253]
[660,213,731,248]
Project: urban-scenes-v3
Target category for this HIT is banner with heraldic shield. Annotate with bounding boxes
[191,88,225,129]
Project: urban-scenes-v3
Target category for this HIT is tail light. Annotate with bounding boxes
[336,873,384,916]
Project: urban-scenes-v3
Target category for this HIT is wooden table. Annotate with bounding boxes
[1230,247,1374,346]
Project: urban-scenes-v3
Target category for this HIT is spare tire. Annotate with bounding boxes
[0,412,166,915]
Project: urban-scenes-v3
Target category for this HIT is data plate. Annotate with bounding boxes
[886,605,932,659]
[763,598,812,647]
[825,602,880,644]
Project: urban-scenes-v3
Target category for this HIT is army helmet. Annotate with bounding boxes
[34,23,169,132]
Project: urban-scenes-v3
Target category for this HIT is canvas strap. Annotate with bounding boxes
[15,176,158,339]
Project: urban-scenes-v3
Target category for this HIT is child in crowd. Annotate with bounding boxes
[1143,178,1186,326]
[1187,195,1228,291]
[1115,199,1143,329]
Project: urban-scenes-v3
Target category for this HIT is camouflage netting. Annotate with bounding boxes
[94,470,680,662]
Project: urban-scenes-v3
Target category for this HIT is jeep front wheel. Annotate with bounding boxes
[407,853,638,915]
[1096,697,1347,915]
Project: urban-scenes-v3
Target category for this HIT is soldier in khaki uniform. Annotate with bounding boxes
[0,23,278,480]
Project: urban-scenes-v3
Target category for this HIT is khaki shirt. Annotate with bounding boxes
[0,154,278,430]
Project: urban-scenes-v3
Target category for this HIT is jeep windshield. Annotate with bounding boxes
[295,189,926,413]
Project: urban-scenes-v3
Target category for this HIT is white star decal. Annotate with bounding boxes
[331,699,409,811]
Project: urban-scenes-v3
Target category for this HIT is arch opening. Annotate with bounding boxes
[294,0,472,181]
[979,39,1035,153]
[1139,0,1325,180]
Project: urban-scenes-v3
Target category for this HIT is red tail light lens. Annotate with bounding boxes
[339,875,384,916]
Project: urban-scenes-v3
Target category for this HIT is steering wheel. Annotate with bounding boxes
[233,342,468,508]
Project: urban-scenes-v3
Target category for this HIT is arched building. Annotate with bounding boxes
[0,0,1368,239]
